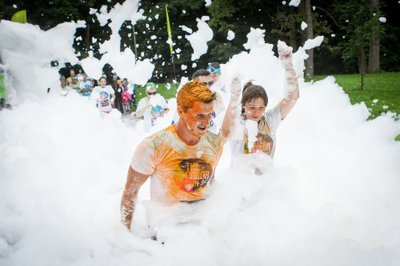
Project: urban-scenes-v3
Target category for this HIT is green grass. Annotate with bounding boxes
[308,72,400,141]
[309,72,400,120]
[0,73,6,98]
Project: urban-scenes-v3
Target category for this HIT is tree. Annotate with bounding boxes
[368,0,380,73]
[208,0,272,61]
[271,5,301,49]
[333,0,385,75]
[270,1,331,77]
[302,0,314,77]
[2,0,398,78]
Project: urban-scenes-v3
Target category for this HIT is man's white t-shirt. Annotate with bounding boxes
[136,94,168,116]
[92,85,115,112]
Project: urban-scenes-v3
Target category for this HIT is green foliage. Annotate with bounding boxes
[309,72,400,120]
[0,73,6,98]
[208,0,239,33]
[271,7,302,48]
[2,0,400,78]
[332,0,384,73]
[132,2,200,81]
[381,27,400,72]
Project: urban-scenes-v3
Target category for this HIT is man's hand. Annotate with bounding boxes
[121,200,134,230]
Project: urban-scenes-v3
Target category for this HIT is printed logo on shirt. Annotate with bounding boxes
[244,133,274,155]
[176,158,213,192]
[99,91,110,107]
[99,91,109,100]
[149,105,164,125]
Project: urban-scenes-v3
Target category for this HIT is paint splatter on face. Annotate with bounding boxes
[184,101,214,138]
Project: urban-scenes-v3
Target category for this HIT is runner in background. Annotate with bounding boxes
[91,76,115,117]
[135,82,169,131]
[207,62,226,92]
[113,76,124,113]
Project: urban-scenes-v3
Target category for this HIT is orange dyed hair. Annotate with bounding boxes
[177,81,216,112]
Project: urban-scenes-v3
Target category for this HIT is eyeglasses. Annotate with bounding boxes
[202,81,214,87]
[147,91,156,95]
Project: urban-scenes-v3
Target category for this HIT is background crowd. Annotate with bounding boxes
[57,61,225,129]
[58,63,137,115]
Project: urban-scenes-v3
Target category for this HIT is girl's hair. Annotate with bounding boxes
[177,81,216,112]
[241,81,268,114]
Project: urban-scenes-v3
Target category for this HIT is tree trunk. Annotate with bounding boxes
[359,45,367,90]
[368,0,380,73]
[304,0,314,77]
[288,9,297,49]
[85,23,91,52]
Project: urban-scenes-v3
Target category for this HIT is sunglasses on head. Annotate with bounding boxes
[147,91,156,95]
[202,81,214,86]
[207,66,221,74]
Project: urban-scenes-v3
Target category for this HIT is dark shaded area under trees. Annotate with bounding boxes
[1,0,399,82]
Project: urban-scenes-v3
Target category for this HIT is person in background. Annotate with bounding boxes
[221,41,299,159]
[120,81,224,231]
[192,69,224,110]
[192,69,224,134]
[122,78,136,109]
[66,77,78,91]
[207,62,225,92]
[79,73,93,97]
[59,75,71,96]
[121,85,132,114]
[92,76,115,116]
[102,63,114,87]
[192,69,214,88]
[135,82,169,127]
[113,76,124,113]
[90,78,98,89]
[69,69,77,81]
[68,69,81,92]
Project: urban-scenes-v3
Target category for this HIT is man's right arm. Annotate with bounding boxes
[120,166,149,230]
[135,99,151,118]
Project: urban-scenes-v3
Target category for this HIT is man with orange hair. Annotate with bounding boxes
[121,81,224,230]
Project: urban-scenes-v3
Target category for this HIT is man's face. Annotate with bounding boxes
[180,100,214,138]
[99,78,107,87]
[211,72,220,82]
[196,75,214,89]
[146,87,157,98]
